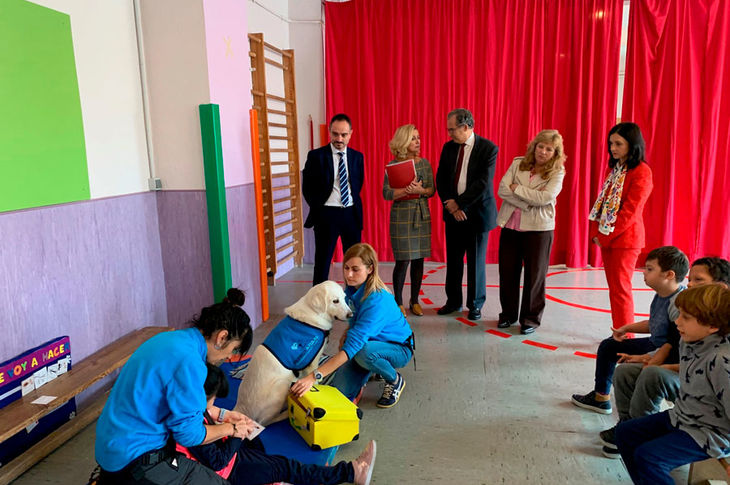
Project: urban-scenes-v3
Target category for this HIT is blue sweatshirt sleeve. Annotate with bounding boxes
[164,359,208,447]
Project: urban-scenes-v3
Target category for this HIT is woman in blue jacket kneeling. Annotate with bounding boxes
[291,243,414,408]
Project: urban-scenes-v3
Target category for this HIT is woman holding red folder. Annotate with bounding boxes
[382,124,434,317]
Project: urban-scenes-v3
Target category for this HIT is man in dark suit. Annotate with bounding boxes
[302,113,365,285]
[435,108,498,320]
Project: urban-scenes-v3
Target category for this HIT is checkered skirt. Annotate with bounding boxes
[383,158,433,260]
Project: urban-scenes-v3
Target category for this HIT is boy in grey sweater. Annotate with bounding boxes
[615,284,730,484]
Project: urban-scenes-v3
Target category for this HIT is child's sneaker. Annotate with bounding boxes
[376,373,405,408]
[601,445,621,459]
[352,440,377,485]
[599,425,617,449]
[571,391,612,414]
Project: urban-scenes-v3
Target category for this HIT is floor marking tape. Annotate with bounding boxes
[485,329,511,338]
[522,340,558,351]
[456,317,477,327]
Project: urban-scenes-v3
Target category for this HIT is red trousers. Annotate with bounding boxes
[601,247,642,329]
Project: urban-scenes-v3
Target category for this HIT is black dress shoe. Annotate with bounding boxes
[467,309,481,320]
[520,326,536,335]
[497,320,516,329]
[437,305,462,315]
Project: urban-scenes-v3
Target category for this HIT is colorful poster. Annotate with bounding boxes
[0,336,76,468]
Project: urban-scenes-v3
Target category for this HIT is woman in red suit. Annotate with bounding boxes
[589,122,653,329]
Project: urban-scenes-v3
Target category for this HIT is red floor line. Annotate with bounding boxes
[422,298,433,305]
[437,265,446,269]
[522,340,558,351]
[486,329,511,338]
[545,286,653,291]
[546,268,644,277]
[456,317,477,327]
[574,351,597,359]
[545,294,650,317]
[427,269,437,274]
[275,280,651,292]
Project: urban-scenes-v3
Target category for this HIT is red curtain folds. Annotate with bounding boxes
[622,0,730,263]
[324,0,623,265]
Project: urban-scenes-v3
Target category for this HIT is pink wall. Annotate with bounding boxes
[202,0,254,186]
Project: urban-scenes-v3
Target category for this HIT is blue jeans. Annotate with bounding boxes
[616,411,709,485]
[594,336,656,394]
[330,341,413,400]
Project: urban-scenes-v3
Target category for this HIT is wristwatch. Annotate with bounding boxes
[314,370,324,383]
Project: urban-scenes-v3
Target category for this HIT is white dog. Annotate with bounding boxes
[234,280,352,425]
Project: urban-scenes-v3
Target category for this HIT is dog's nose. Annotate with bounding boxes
[346,312,353,318]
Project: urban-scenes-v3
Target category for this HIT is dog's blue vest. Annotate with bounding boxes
[261,316,329,374]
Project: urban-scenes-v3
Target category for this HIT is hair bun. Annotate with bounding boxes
[225,288,245,307]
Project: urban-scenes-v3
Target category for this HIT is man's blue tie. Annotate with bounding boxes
[337,152,350,206]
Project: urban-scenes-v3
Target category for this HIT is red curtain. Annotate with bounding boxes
[325,0,623,265]
[622,0,730,263]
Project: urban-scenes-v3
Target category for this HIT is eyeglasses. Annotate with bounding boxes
[447,125,464,133]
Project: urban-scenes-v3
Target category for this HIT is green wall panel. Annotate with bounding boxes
[0,0,89,213]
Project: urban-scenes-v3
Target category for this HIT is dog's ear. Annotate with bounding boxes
[309,290,327,314]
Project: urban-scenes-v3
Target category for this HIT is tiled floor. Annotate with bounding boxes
[13,263,689,484]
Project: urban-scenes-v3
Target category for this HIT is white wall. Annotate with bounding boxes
[139,0,211,190]
[289,0,325,154]
[29,0,150,198]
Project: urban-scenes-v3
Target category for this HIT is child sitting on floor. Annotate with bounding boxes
[615,284,730,484]
[599,256,730,458]
[571,246,689,414]
[180,364,377,485]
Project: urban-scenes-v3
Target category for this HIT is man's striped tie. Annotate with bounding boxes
[338,152,350,206]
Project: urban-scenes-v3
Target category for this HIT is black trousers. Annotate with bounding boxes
[444,220,489,311]
[99,455,228,484]
[312,206,361,285]
[498,228,553,329]
[231,438,353,485]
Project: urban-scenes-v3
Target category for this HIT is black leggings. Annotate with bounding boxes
[392,258,424,306]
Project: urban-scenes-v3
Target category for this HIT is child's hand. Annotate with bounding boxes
[290,374,316,397]
[645,353,664,367]
[611,327,627,341]
[231,420,255,439]
[222,410,248,424]
[593,237,601,248]
[617,353,649,364]
[339,331,348,350]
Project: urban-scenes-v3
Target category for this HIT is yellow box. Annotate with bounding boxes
[287,385,362,450]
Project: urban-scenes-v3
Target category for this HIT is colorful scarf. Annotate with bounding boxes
[589,163,628,235]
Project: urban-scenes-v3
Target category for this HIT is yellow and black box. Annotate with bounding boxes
[288,385,362,450]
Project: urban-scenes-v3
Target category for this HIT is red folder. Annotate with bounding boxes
[385,159,418,200]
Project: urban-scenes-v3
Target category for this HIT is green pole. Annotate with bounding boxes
[199,103,232,302]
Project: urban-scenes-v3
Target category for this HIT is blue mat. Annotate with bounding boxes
[218,360,339,466]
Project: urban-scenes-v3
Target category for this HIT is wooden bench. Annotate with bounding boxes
[688,457,729,484]
[0,326,170,485]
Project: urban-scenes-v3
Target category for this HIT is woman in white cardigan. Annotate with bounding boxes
[496,130,566,334]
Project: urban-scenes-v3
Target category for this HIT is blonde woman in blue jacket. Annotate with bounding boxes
[291,243,413,408]
[496,130,566,335]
